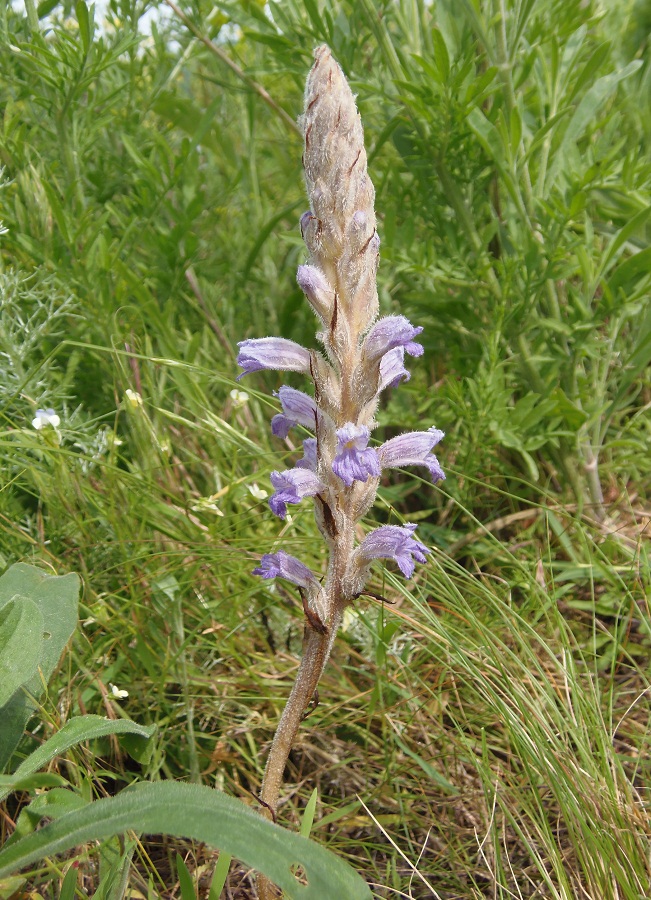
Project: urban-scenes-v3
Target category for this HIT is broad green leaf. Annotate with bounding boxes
[0,565,80,772]
[1,716,156,802]
[0,598,44,707]
[0,781,372,899]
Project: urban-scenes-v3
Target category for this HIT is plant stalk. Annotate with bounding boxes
[257,606,342,900]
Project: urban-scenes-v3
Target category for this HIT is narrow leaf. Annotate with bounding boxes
[208,851,232,900]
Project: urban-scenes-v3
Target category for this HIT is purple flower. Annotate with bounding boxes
[253,550,317,588]
[378,428,445,483]
[296,437,318,472]
[379,347,411,391]
[236,338,312,381]
[271,386,318,438]
[362,316,424,363]
[355,523,430,578]
[269,467,325,519]
[332,423,380,486]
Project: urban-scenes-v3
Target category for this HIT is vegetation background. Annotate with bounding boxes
[1,0,650,896]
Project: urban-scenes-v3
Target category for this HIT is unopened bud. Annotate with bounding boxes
[297,264,335,324]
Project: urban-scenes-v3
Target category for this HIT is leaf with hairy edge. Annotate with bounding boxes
[0,781,372,899]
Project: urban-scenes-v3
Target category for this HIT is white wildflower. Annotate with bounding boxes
[248,483,268,500]
[109,683,129,700]
[230,388,250,408]
[32,408,61,430]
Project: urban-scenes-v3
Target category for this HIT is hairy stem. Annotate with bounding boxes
[257,607,342,900]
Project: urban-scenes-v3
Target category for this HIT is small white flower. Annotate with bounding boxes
[229,389,250,408]
[109,683,129,700]
[32,408,61,430]
[124,389,143,409]
[248,482,268,500]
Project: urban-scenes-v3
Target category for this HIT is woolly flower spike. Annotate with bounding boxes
[271,386,318,439]
[363,316,424,363]
[237,338,312,381]
[378,428,446,483]
[269,467,325,519]
[355,524,430,579]
[253,550,317,588]
[32,408,60,430]
[332,423,381,486]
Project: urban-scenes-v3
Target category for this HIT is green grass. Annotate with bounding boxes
[1,0,650,897]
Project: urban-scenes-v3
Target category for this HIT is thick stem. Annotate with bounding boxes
[257,610,342,899]
[259,621,339,815]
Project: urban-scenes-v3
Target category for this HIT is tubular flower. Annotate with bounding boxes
[237,338,312,380]
[253,551,318,588]
[271,386,318,438]
[269,467,325,519]
[354,524,430,578]
[362,316,424,363]
[378,428,446,483]
[332,423,380,486]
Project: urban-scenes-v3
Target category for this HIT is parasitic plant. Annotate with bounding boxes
[237,45,444,897]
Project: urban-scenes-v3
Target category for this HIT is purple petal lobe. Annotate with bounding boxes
[379,347,411,391]
[363,316,424,363]
[269,467,325,519]
[378,427,445,483]
[296,438,318,472]
[236,338,311,381]
[356,523,430,578]
[253,550,317,588]
[332,423,380,486]
[271,386,318,438]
